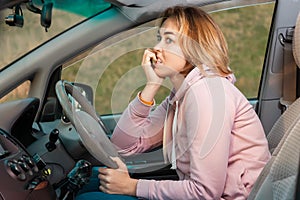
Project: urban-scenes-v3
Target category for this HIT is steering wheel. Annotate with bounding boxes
[55,80,119,169]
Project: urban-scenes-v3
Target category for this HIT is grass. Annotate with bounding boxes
[211,3,274,97]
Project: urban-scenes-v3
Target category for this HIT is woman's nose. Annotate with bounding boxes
[153,46,162,53]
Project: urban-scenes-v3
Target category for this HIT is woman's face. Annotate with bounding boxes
[152,18,187,78]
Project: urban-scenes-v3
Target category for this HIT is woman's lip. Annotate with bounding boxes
[155,58,163,66]
[153,60,163,69]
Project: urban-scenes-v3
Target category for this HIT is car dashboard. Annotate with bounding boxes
[0,98,56,200]
[0,97,179,199]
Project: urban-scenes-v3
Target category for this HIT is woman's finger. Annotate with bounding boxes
[99,179,107,187]
[98,167,109,175]
[98,173,104,181]
[142,48,157,66]
[98,170,111,183]
[99,184,109,193]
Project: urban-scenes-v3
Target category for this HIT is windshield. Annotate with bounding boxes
[0,0,110,70]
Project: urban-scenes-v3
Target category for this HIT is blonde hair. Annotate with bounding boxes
[159,6,232,77]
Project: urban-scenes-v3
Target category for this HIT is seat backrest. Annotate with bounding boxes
[248,12,300,200]
[268,120,300,199]
[267,98,300,154]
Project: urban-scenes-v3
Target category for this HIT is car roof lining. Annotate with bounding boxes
[106,0,226,23]
[106,0,275,23]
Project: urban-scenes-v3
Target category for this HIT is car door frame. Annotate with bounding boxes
[256,0,300,135]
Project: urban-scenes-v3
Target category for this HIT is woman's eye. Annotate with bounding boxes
[157,35,162,42]
[165,38,173,44]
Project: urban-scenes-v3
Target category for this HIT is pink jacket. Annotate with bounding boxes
[111,67,271,200]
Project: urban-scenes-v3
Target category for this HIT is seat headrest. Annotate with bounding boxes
[293,12,300,68]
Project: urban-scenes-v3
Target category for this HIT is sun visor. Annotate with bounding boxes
[106,0,224,23]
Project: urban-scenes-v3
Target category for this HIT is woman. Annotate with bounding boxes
[77,6,270,200]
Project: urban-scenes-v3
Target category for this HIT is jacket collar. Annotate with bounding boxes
[168,65,236,105]
[168,66,204,105]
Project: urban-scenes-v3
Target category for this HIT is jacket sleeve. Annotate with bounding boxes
[136,78,235,199]
[111,96,168,156]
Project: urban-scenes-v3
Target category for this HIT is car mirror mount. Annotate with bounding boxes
[4,4,24,27]
[4,0,53,32]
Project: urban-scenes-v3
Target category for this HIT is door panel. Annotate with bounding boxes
[257,0,300,135]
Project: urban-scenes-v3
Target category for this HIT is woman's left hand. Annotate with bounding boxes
[98,157,138,196]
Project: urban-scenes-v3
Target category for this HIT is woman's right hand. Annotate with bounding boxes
[140,49,164,102]
[142,48,164,86]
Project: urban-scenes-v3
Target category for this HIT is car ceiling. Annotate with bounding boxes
[106,0,226,23]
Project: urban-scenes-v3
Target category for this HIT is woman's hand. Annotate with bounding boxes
[140,48,164,102]
[98,157,138,196]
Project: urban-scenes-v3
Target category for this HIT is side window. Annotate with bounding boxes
[62,3,275,115]
[0,81,31,103]
[211,3,274,98]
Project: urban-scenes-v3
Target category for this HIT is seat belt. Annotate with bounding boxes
[279,27,297,113]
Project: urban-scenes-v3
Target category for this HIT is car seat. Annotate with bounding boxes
[248,11,300,200]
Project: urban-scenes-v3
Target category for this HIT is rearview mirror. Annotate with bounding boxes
[41,2,53,31]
